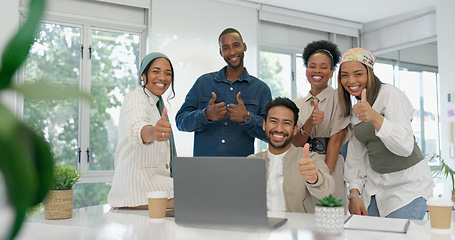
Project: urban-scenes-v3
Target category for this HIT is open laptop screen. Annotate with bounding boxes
[173,156,286,229]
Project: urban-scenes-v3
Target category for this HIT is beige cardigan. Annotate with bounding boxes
[249,145,334,213]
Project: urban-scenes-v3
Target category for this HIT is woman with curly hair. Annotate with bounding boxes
[292,40,350,208]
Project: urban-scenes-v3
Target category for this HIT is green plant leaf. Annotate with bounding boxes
[53,165,82,190]
[0,0,46,90]
[13,81,93,102]
[0,105,39,240]
[29,129,55,204]
[316,194,343,207]
[430,154,455,191]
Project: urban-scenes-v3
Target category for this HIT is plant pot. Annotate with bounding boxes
[315,205,344,234]
[44,189,73,220]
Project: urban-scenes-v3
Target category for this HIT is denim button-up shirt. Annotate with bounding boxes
[176,66,272,156]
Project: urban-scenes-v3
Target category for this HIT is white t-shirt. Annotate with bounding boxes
[266,149,289,212]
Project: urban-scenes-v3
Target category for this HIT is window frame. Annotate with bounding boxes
[17,7,147,184]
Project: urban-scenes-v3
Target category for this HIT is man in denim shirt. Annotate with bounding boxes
[176,28,272,156]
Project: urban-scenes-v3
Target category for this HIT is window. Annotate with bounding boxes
[259,51,292,99]
[259,51,339,100]
[21,16,144,207]
[374,61,440,159]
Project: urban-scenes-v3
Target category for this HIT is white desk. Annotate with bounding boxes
[17,205,454,240]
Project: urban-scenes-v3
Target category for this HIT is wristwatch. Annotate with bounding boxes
[242,112,251,123]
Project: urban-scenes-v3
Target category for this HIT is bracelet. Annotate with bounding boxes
[348,193,360,200]
[300,127,310,136]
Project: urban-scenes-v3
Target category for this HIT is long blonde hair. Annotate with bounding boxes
[337,64,382,117]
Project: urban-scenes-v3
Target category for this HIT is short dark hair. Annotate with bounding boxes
[302,40,341,70]
[265,97,299,126]
[218,28,243,46]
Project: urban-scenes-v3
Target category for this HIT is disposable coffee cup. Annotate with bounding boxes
[147,191,168,222]
[427,198,453,234]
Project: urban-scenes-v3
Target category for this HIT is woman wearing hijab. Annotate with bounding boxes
[338,48,433,219]
[108,52,176,209]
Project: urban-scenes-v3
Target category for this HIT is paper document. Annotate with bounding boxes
[344,215,410,233]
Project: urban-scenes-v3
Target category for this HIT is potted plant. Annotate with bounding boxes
[430,154,455,203]
[315,194,344,234]
[44,165,82,220]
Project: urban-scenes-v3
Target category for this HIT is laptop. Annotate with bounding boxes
[172,156,287,229]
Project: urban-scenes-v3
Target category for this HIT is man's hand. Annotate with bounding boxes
[308,99,324,126]
[298,143,318,184]
[205,92,227,121]
[227,92,249,123]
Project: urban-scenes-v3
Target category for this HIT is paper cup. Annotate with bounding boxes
[427,198,453,234]
[147,191,168,222]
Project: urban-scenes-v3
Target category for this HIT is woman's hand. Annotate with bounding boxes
[349,196,368,216]
[141,108,172,143]
[308,99,324,126]
[353,89,384,131]
[154,108,172,141]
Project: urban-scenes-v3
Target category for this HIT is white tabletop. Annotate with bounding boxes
[16,205,455,240]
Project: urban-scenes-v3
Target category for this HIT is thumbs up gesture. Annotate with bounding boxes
[298,143,318,184]
[353,89,375,122]
[308,99,324,126]
[155,107,172,141]
[227,92,249,123]
[205,92,227,121]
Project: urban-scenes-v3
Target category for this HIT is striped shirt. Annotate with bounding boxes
[108,87,173,207]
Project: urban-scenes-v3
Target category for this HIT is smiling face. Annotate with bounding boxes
[141,57,172,96]
[219,32,246,69]
[306,53,334,95]
[263,106,298,155]
[339,61,368,97]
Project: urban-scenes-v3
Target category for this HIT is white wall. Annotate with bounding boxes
[150,0,259,156]
[437,0,455,198]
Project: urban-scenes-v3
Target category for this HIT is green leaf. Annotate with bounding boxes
[29,129,55,204]
[430,154,455,191]
[53,165,82,190]
[0,0,46,89]
[13,81,93,102]
[316,194,343,207]
[0,109,39,240]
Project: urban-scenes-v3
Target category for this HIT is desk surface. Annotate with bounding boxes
[17,205,454,240]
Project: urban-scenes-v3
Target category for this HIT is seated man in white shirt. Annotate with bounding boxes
[249,97,334,213]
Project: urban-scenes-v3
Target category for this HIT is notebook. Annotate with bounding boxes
[172,156,287,229]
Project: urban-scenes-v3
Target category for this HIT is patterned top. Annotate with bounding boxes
[108,86,173,208]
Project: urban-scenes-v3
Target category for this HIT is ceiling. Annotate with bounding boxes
[240,0,438,67]
[242,0,436,23]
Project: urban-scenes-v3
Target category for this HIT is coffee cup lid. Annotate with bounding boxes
[147,191,168,199]
[427,198,453,207]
